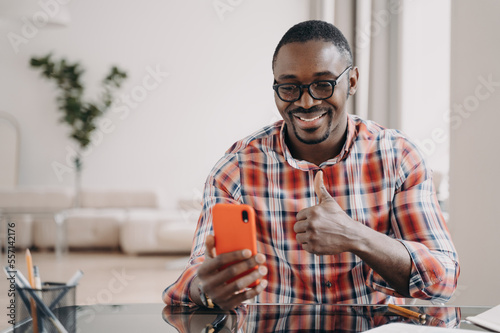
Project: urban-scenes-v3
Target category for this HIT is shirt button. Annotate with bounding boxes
[325,281,332,288]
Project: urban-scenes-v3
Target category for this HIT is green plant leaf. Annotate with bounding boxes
[29,53,127,150]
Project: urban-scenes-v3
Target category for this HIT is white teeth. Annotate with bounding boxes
[297,114,324,122]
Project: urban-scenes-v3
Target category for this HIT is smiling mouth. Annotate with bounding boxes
[294,112,327,122]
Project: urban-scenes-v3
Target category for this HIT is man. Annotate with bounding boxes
[163,20,459,310]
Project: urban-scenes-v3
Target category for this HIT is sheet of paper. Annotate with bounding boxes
[364,322,479,332]
[466,304,500,332]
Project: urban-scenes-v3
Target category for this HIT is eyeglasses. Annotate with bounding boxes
[273,66,352,102]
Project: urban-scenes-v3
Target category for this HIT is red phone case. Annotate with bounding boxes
[212,203,259,288]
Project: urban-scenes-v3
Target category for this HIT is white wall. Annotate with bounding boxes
[0,1,309,209]
[449,0,500,305]
[399,0,451,179]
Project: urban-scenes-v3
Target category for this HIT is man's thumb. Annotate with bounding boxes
[314,170,333,204]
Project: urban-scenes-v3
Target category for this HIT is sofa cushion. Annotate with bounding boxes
[65,209,126,249]
[120,210,196,255]
[0,186,73,211]
[80,189,159,209]
[33,209,126,249]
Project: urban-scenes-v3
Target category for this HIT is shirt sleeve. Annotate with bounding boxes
[162,153,242,306]
[366,137,460,303]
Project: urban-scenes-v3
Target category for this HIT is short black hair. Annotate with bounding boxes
[272,20,353,71]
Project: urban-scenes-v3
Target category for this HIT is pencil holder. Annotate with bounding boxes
[14,282,76,333]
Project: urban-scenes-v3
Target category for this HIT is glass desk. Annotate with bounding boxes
[2,303,491,332]
[0,208,68,259]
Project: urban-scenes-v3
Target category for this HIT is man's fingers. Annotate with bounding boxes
[212,264,268,301]
[200,255,268,310]
[215,254,264,287]
[293,220,307,233]
[237,278,268,303]
[296,207,309,221]
[198,252,266,297]
[199,249,253,276]
[216,279,268,310]
[205,234,216,258]
[295,232,307,245]
[301,243,313,253]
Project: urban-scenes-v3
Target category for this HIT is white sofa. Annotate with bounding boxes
[120,210,196,254]
[0,187,198,254]
[0,186,73,249]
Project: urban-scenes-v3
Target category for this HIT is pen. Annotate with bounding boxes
[66,270,84,286]
[26,249,39,333]
[388,303,426,323]
[3,267,31,313]
[3,267,34,330]
[33,266,45,333]
[34,266,42,291]
[49,270,84,309]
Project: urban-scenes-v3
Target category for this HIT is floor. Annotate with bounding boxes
[0,250,188,331]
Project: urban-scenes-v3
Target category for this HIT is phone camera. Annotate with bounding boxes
[242,210,249,223]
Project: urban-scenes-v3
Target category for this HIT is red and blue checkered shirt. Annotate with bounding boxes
[163,115,459,305]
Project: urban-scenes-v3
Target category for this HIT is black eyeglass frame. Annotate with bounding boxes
[273,65,352,103]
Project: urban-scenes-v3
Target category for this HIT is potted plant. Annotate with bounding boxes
[30,54,127,207]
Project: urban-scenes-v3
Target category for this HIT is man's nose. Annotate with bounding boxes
[294,89,322,109]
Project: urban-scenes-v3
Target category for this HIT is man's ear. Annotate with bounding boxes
[348,66,359,96]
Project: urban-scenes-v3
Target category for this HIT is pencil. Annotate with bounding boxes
[388,303,426,322]
[25,250,35,287]
[26,249,39,333]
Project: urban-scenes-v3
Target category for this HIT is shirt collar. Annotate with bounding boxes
[279,114,357,171]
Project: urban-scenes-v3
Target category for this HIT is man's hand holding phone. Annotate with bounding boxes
[192,203,268,310]
[195,234,268,310]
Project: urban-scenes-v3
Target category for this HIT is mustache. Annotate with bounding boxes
[288,106,331,115]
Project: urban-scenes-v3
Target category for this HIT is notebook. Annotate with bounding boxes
[364,322,479,332]
[466,304,500,332]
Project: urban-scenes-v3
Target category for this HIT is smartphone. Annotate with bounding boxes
[212,203,259,288]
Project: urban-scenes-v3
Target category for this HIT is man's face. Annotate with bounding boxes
[273,40,355,147]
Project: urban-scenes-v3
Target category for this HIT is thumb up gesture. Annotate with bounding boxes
[294,171,358,255]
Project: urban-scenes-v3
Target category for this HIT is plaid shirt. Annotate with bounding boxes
[163,115,459,305]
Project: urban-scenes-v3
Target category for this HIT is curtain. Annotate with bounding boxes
[309,0,403,129]
[0,112,20,187]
